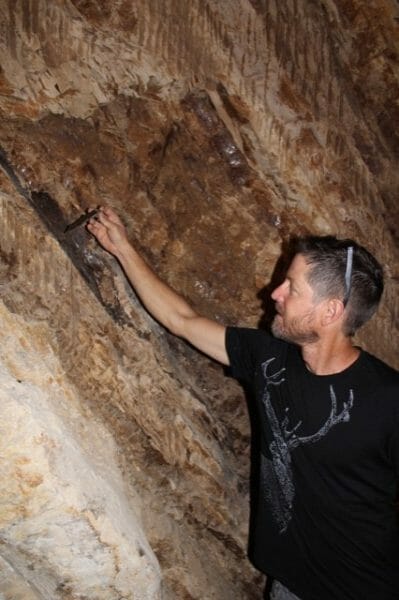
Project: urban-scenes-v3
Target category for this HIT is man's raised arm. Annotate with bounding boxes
[87,207,229,365]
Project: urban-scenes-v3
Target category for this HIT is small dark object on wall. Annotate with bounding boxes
[64,209,98,233]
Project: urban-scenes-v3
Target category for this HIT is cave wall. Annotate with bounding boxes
[0,1,398,598]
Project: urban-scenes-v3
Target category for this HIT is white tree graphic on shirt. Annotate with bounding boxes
[260,358,354,533]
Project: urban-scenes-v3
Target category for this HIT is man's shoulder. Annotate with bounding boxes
[225,327,291,379]
[360,350,399,388]
[226,326,288,353]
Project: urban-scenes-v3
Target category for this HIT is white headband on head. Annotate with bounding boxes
[343,246,354,306]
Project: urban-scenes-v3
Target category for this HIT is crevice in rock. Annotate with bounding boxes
[0,145,131,326]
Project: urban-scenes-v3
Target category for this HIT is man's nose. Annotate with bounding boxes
[271,279,288,302]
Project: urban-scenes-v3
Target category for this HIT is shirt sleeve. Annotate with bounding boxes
[225,326,272,384]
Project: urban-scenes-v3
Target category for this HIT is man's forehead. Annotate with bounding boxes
[287,253,311,278]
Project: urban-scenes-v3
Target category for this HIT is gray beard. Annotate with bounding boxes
[271,314,319,345]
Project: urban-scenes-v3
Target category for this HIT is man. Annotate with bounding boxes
[88,207,399,600]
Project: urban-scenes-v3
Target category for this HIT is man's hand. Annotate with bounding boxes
[87,206,129,258]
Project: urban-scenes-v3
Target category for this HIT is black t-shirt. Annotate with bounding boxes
[226,327,399,600]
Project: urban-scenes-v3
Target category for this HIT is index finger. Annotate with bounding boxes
[99,206,124,226]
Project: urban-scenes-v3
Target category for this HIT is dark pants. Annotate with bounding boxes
[270,580,302,600]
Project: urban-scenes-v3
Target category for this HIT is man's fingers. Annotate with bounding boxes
[100,206,124,225]
[87,218,106,236]
[86,214,101,228]
[86,207,126,258]
[87,206,124,228]
[86,220,98,231]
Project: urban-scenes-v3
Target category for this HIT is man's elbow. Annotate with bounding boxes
[166,310,197,339]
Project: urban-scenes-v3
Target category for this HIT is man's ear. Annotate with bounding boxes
[321,298,345,326]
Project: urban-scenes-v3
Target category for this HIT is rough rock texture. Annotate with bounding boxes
[0,1,398,598]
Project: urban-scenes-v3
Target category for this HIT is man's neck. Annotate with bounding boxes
[301,337,360,376]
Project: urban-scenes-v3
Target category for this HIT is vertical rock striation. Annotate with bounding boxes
[0,1,398,598]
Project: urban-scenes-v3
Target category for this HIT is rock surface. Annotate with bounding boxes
[0,1,398,598]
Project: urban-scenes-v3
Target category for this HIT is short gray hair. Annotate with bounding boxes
[294,236,384,336]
